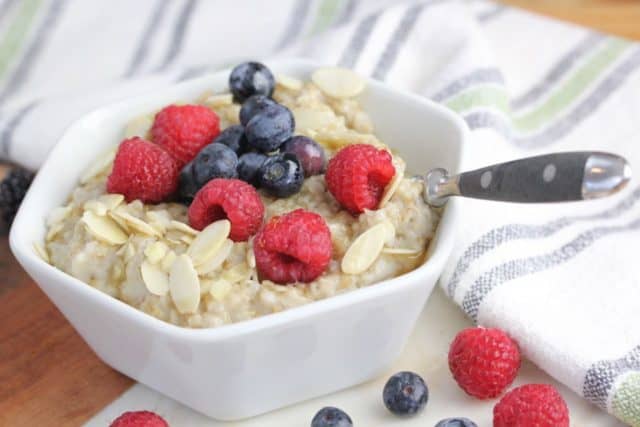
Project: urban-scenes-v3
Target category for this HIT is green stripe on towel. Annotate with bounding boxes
[0,0,43,80]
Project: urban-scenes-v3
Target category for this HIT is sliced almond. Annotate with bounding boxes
[246,247,256,269]
[196,239,233,275]
[180,235,194,245]
[83,200,108,216]
[46,206,71,227]
[222,264,249,284]
[169,220,198,236]
[98,194,125,210]
[187,220,231,266]
[46,222,64,241]
[124,114,154,138]
[292,108,336,132]
[203,94,233,108]
[169,254,201,314]
[209,278,232,300]
[144,241,169,264]
[379,157,406,208]
[110,209,160,237]
[382,247,422,255]
[146,210,172,234]
[342,222,395,274]
[82,211,128,245]
[311,67,366,99]
[160,250,177,272]
[33,242,49,263]
[276,74,303,91]
[141,261,170,296]
[80,147,116,184]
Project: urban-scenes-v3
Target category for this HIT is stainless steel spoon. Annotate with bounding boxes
[420,151,631,207]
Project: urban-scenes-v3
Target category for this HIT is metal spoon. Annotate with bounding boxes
[420,152,631,207]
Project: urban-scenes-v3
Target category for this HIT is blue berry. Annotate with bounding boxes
[245,104,295,153]
[311,407,353,427]
[434,418,478,427]
[178,162,199,202]
[382,371,429,417]
[178,143,238,201]
[258,153,303,198]
[282,136,326,177]
[213,124,247,154]
[240,95,277,126]
[229,61,275,103]
[237,152,268,186]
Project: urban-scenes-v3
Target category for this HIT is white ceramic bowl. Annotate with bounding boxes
[10,59,467,421]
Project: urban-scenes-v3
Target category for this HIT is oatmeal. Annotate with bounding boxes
[42,64,439,328]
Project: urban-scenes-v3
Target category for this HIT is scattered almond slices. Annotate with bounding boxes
[209,278,232,300]
[141,260,170,296]
[144,241,169,264]
[187,219,231,266]
[222,264,250,284]
[110,209,161,237]
[341,221,396,275]
[276,74,303,91]
[160,250,177,272]
[46,222,64,241]
[82,211,128,245]
[169,254,201,314]
[203,93,234,109]
[311,67,366,99]
[169,220,198,236]
[80,147,116,184]
[83,200,108,216]
[98,194,125,210]
[196,239,233,275]
[382,247,423,256]
[123,114,154,139]
[146,210,172,234]
[33,242,50,263]
[379,156,407,208]
[46,205,72,227]
[292,108,336,133]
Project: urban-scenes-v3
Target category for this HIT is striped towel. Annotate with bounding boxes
[1,0,639,424]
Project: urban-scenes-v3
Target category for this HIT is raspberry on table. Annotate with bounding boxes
[253,209,332,284]
[448,327,521,399]
[107,137,180,203]
[151,104,220,166]
[493,384,570,427]
[325,144,395,214]
[188,178,264,241]
[109,410,168,427]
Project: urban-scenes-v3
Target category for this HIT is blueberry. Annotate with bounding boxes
[237,152,268,186]
[229,61,275,103]
[382,371,429,417]
[282,136,326,177]
[178,144,238,201]
[177,162,199,203]
[213,124,247,154]
[245,104,295,153]
[258,153,303,198]
[434,418,478,427]
[311,407,353,427]
[240,94,277,126]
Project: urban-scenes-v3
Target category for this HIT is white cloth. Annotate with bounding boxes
[1,0,638,424]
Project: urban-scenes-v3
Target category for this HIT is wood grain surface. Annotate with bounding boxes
[1,2,639,426]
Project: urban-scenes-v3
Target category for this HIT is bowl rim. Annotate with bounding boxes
[10,58,468,342]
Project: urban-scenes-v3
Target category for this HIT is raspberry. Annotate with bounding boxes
[109,410,168,427]
[493,384,570,427]
[107,137,180,203]
[448,327,521,399]
[254,209,332,284]
[151,104,220,166]
[325,144,395,214]
[188,178,264,241]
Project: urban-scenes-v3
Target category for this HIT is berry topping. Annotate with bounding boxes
[212,124,247,154]
[107,137,180,203]
[435,418,478,427]
[325,144,395,214]
[151,104,220,166]
[109,410,168,427]
[311,407,353,427]
[281,135,326,177]
[245,104,295,153]
[254,209,332,284]
[258,153,303,198]
[0,167,33,227]
[229,61,275,102]
[448,327,521,399]
[188,178,264,241]
[382,371,429,417]
[493,384,570,427]
[178,143,238,201]
[237,152,268,186]
[239,94,277,126]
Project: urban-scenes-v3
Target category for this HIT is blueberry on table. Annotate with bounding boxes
[434,418,478,427]
[237,152,268,186]
[258,153,303,198]
[311,406,353,427]
[382,371,429,417]
[282,135,326,177]
[229,61,275,102]
[213,124,247,154]
[245,104,295,153]
[178,143,238,201]
[240,94,277,126]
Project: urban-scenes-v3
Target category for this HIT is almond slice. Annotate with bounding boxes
[33,242,49,263]
[209,278,232,300]
[123,114,154,139]
[379,157,406,208]
[292,108,336,132]
[46,223,64,241]
[311,67,366,99]
[169,254,201,314]
[222,264,249,284]
[82,211,128,245]
[341,221,395,275]
[98,194,125,210]
[204,94,233,108]
[382,247,422,255]
[46,206,71,227]
[160,250,177,272]
[141,260,170,296]
[276,74,303,91]
[169,220,198,236]
[187,219,231,266]
[196,239,233,275]
[110,210,160,237]
[80,147,116,184]
[83,200,108,216]
[146,210,172,234]
[144,241,169,264]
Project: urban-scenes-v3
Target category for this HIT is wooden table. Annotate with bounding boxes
[1,2,639,425]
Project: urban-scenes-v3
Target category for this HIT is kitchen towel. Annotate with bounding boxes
[1,0,639,424]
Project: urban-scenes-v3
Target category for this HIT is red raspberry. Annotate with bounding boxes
[494,384,570,427]
[325,144,395,214]
[109,410,168,427]
[107,137,179,203]
[448,327,521,399]
[254,209,332,284]
[188,178,264,241]
[151,104,220,166]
